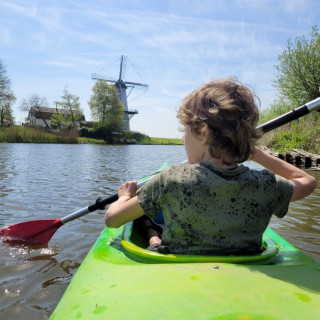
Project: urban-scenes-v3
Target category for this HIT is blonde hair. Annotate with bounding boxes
[177,78,262,164]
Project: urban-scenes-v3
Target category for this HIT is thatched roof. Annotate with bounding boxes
[28,106,85,121]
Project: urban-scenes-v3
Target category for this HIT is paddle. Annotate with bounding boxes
[0,172,160,245]
[1,97,320,245]
[257,97,320,133]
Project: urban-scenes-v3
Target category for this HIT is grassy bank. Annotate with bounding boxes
[3,123,319,153]
[0,127,183,145]
[260,112,320,154]
[148,137,183,145]
[0,126,78,144]
[78,137,106,144]
[79,136,183,145]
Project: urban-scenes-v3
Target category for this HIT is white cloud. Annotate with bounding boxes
[3,0,320,137]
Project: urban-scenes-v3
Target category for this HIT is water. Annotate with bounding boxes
[0,143,319,320]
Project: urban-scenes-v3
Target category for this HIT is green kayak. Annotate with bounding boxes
[50,164,320,320]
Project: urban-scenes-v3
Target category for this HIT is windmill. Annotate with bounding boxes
[91,55,149,131]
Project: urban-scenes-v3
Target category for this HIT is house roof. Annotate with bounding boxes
[28,106,85,121]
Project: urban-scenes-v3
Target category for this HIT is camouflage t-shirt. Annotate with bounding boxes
[137,161,293,254]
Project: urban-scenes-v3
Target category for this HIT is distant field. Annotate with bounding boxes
[149,137,183,145]
[78,137,106,144]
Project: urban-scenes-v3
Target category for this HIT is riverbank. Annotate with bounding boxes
[0,126,78,143]
[261,146,320,171]
[78,137,183,145]
[145,137,183,145]
[260,113,320,155]
[0,126,183,145]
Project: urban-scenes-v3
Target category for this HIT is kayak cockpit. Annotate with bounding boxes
[121,221,279,264]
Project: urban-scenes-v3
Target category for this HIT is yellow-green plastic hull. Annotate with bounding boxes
[50,224,320,320]
[50,162,320,319]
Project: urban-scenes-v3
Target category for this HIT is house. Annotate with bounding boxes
[3,119,12,126]
[28,106,85,129]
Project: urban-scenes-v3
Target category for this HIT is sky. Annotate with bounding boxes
[1,0,319,138]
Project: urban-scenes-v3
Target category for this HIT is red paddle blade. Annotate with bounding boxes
[0,219,63,245]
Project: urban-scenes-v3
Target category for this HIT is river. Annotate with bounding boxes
[0,143,319,320]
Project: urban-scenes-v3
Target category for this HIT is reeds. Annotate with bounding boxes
[0,126,79,144]
[148,137,183,145]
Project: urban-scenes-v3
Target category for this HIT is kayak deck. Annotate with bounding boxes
[50,223,320,320]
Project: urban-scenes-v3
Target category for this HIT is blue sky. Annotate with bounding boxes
[1,0,319,138]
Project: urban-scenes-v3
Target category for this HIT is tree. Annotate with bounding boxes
[20,94,49,112]
[55,87,83,127]
[0,59,16,125]
[89,80,124,132]
[274,25,320,108]
[20,94,50,127]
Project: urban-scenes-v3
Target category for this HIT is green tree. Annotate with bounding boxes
[55,87,83,127]
[51,113,68,130]
[89,80,124,132]
[261,26,320,153]
[274,25,320,108]
[0,59,16,125]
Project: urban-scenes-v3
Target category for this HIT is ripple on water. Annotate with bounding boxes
[0,242,79,319]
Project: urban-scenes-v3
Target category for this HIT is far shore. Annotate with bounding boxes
[78,137,183,145]
[0,126,183,145]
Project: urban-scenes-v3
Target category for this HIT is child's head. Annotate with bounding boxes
[177,77,262,164]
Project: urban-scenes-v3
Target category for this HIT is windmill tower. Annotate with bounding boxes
[91,55,148,131]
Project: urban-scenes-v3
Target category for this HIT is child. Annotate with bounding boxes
[105,78,316,254]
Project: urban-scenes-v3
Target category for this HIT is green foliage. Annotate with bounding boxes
[51,113,68,129]
[274,25,320,108]
[79,125,121,143]
[78,137,106,144]
[258,100,291,125]
[93,126,120,143]
[123,130,151,143]
[0,59,16,125]
[89,80,124,132]
[55,87,83,127]
[261,112,320,154]
[148,137,183,145]
[261,25,320,154]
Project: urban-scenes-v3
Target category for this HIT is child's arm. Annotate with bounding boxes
[252,148,317,201]
[104,181,145,228]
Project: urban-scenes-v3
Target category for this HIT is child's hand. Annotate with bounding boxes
[117,181,138,200]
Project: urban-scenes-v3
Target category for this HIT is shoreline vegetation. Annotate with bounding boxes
[0,126,183,145]
[1,125,320,170]
[1,115,320,155]
[259,108,320,155]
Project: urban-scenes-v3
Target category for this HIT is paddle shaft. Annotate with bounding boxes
[60,178,151,224]
[257,97,320,133]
